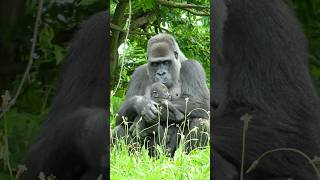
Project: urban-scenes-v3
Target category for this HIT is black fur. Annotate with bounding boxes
[212,0,320,179]
[22,12,108,179]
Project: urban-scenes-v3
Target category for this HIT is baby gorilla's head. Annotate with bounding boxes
[150,82,171,101]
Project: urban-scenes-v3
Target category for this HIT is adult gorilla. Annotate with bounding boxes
[22,12,108,179]
[113,34,210,153]
[212,0,320,179]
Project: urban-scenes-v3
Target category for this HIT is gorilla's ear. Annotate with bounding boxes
[174,51,178,60]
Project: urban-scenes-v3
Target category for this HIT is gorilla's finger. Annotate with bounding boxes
[148,109,159,121]
[150,100,159,106]
[160,100,168,106]
[129,123,136,133]
[144,113,158,124]
[145,111,157,122]
[150,105,161,115]
[145,104,157,117]
[143,114,152,123]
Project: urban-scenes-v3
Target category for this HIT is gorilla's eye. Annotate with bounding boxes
[151,62,158,67]
[152,91,158,97]
[163,60,171,66]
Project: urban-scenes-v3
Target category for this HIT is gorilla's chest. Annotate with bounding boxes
[169,83,181,100]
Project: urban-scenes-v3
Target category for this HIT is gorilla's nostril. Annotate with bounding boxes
[157,71,166,76]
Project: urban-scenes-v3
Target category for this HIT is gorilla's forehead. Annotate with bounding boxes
[148,41,175,62]
[148,33,176,48]
[148,57,173,62]
[150,42,170,56]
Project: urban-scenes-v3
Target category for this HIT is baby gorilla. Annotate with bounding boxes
[130,82,184,156]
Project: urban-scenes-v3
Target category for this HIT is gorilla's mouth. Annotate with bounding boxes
[155,77,168,84]
[160,79,167,84]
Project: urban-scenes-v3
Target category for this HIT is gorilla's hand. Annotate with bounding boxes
[159,100,184,123]
[129,118,148,138]
[135,96,160,124]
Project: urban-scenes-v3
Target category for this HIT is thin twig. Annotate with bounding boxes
[240,113,252,180]
[246,148,320,179]
[0,0,43,119]
[112,0,132,96]
[4,115,13,178]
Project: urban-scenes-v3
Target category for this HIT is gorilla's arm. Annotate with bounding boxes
[115,96,145,124]
[166,60,210,120]
[115,65,159,125]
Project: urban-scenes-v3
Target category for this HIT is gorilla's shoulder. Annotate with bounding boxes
[126,64,149,97]
[131,64,148,79]
[131,64,148,80]
[180,60,207,84]
[181,60,205,72]
[181,59,202,66]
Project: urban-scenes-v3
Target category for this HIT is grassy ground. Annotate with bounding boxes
[110,141,210,180]
[110,95,210,180]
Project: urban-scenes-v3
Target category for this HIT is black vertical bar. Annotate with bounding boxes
[210,0,215,179]
[106,2,111,180]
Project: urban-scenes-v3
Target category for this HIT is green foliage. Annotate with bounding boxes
[292,0,320,92]
[111,141,210,180]
[38,27,66,65]
[134,0,156,12]
[0,109,46,177]
[110,96,124,128]
[111,0,211,100]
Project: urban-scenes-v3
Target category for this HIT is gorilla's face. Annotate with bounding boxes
[147,40,180,88]
[149,59,173,87]
[150,82,171,101]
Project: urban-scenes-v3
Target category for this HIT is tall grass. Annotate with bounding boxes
[110,140,210,180]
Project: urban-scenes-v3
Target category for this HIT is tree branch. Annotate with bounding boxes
[182,8,210,16]
[156,0,210,16]
[110,0,128,78]
[110,23,155,36]
[130,12,156,29]
[156,0,209,9]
